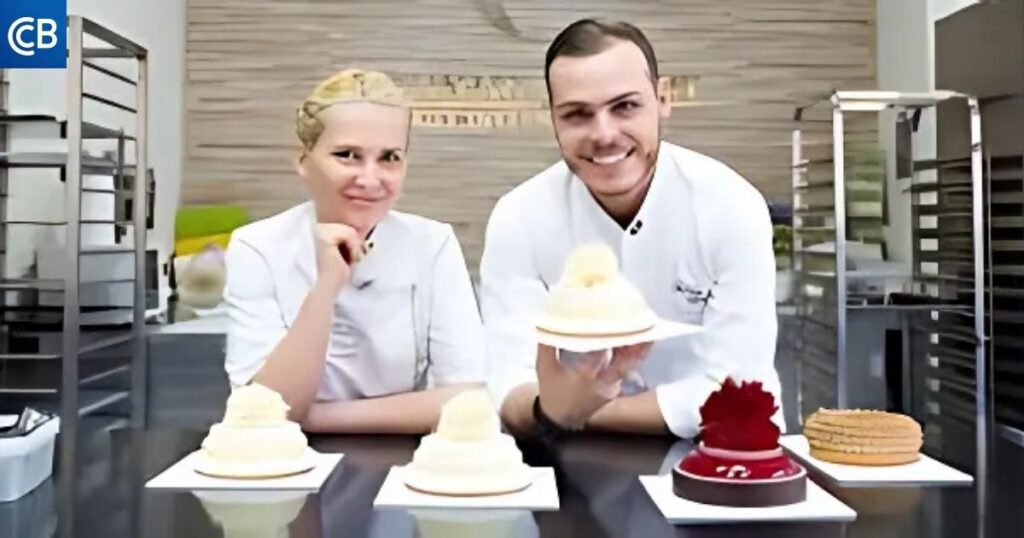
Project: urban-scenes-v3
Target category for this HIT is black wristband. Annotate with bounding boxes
[532,395,569,442]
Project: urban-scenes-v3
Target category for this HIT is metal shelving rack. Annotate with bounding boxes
[910,153,1024,452]
[931,0,1024,457]
[0,16,149,497]
[791,90,989,528]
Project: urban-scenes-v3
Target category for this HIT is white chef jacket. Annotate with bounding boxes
[223,201,485,401]
[480,142,781,438]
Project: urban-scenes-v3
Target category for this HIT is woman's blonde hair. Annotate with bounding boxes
[296,68,406,149]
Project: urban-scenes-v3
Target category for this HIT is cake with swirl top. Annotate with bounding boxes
[536,244,657,337]
[193,383,314,478]
[404,390,532,496]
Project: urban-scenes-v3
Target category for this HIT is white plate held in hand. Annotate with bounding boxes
[536,319,701,353]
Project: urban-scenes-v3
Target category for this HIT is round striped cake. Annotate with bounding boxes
[804,409,923,466]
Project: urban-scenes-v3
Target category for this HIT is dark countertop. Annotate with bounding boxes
[3,423,1023,538]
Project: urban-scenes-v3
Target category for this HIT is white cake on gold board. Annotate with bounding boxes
[537,244,657,337]
[404,390,532,496]
[193,384,316,478]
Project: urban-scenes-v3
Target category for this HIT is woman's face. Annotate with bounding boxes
[296,102,409,235]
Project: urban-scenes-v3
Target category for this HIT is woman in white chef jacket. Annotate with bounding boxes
[223,69,485,433]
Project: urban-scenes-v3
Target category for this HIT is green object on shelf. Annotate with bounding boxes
[773,225,793,256]
[774,224,793,269]
[175,205,249,241]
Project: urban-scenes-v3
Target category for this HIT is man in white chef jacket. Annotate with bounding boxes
[481,19,782,439]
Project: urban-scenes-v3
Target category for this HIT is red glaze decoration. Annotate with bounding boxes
[678,448,802,480]
[699,378,780,451]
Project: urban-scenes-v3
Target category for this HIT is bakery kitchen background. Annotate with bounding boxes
[184,0,876,273]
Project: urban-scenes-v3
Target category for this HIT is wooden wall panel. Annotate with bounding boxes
[185,0,877,271]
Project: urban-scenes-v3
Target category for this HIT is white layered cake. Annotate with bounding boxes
[194,384,313,478]
[404,390,532,496]
[536,244,657,337]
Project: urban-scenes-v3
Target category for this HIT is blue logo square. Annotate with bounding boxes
[0,0,67,68]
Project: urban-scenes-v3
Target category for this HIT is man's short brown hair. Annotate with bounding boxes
[544,19,659,98]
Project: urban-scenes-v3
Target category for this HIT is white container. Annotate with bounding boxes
[0,417,60,503]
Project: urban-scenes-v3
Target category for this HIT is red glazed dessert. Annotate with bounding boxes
[672,378,807,507]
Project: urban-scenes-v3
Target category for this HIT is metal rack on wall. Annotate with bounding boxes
[790,90,988,491]
[0,16,149,504]
[932,0,1024,454]
[905,152,1018,464]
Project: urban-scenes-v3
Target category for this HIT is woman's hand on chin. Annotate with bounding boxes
[313,222,362,293]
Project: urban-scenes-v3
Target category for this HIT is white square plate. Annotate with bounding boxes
[373,466,559,511]
[146,451,342,491]
[640,473,856,525]
[779,435,973,487]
